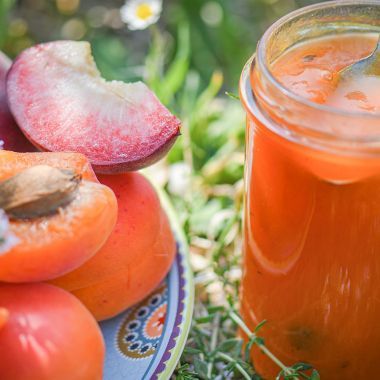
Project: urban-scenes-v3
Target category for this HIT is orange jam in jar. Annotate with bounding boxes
[240,2,380,378]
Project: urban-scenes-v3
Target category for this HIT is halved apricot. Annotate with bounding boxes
[0,152,117,282]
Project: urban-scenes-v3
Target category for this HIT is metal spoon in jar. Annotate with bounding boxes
[339,36,380,80]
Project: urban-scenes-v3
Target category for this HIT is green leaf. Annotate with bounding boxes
[195,315,215,324]
[230,340,244,357]
[276,370,284,380]
[159,23,190,105]
[206,305,225,313]
[190,198,223,235]
[217,338,242,354]
[254,320,267,333]
[193,358,209,379]
[291,362,313,371]
[192,70,223,120]
[0,0,15,48]
[243,333,265,361]
[179,70,201,117]
[92,36,130,81]
[145,26,165,94]
[254,337,265,346]
[244,339,255,362]
[184,347,203,355]
[310,370,321,380]
[225,91,240,100]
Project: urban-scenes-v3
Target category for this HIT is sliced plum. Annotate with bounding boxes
[0,52,37,152]
[6,41,181,173]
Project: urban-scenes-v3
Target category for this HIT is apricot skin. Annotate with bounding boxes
[71,210,176,321]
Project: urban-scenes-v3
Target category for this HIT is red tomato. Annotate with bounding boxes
[0,283,104,380]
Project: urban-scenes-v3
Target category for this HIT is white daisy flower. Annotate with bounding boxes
[120,0,162,30]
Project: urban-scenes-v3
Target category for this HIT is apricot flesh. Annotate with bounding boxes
[0,150,97,181]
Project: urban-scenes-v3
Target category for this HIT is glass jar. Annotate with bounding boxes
[240,1,380,378]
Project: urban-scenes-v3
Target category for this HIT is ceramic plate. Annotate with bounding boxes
[99,185,194,380]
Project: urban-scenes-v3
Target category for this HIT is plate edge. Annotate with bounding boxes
[145,175,195,380]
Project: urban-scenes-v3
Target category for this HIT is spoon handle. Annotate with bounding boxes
[339,36,380,80]
[369,37,380,73]
[374,38,380,54]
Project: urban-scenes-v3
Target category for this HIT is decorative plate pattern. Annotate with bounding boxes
[100,185,194,380]
[116,284,168,360]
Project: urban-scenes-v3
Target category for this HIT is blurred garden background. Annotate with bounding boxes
[1,0,322,378]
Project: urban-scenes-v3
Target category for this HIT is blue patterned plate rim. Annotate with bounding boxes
[100,179,194,380]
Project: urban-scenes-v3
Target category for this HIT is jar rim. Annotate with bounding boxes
[256,0,380,120]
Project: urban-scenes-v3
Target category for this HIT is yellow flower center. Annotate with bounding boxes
[136,4,154,20]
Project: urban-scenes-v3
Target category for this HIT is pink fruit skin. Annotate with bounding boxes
[6,41,181,173]
[93,128,180,173]
[0,52,37,152]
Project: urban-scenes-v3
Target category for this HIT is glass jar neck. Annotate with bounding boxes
[240,1,380,157]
